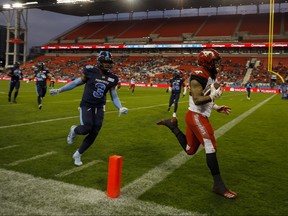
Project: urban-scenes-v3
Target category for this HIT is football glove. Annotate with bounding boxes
[209,83,222,101]
[50,88,60,96]
[119,107,128,116]
[213,104,231,115]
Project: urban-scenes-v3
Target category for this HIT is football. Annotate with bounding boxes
[203,83,221,96]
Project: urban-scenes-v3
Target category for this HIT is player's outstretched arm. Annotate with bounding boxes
[50,77,85,96]
[110,88,128,116]
[213,104,231,115]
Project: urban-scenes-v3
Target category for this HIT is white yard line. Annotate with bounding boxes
[0,93,244,130]
[0,103,170,129]
[55,160,103,177]
[0,145,18,150]
[5,151,57,166]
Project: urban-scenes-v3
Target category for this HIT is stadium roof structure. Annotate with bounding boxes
[5,0,286,16]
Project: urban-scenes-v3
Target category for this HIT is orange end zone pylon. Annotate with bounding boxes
[106,155,123,198]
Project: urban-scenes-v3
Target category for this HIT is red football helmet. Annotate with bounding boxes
[197,49,221,71]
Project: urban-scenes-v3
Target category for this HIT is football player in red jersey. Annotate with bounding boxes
[157,49,237,199]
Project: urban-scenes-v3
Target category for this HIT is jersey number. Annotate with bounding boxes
[93,83,106,98]
[172,82,180,91]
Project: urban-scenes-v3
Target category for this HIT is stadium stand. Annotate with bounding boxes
[46,12,288,47]
[12,11,286,90]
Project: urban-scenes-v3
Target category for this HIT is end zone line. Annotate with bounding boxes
[122,94,276,198]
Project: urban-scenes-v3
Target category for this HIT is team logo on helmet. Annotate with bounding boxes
[197,49,221,71]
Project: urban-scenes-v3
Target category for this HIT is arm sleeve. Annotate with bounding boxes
[110,89,122,110]
[59,78,84,93]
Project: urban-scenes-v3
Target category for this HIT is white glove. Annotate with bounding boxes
[213,104,231,115]
[50,88,60,96]
[168,87,172,92]
[209,83,222,101]
[119,107,128,116]
[183,87,187,97]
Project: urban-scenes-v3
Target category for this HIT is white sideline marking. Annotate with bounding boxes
[55,160,103,177]
[121,94,276,198]
[0,145,18,150]
[0,168,202,215]
[6,151,57,166]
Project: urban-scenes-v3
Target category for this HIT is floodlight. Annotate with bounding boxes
[57,0,93,4]
[25,2,38,5]
[12,3,24,8]
[3,4,12,9]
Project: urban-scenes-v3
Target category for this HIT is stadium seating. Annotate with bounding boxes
[45,12,287,47]
[195,15,242,37]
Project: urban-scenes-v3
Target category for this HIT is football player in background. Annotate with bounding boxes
[50,51,128,166]
[49,74,55,88]
[245,81,252,100]
[157,49,237,199]
[129,76,136,94]
[30,62,52,109]
[7,62,23,103]
[167,70,186,118]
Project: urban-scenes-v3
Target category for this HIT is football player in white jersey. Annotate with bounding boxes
[157,49,237,199]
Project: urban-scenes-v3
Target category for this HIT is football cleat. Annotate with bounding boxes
[38,104,42,109]
[73,151,83,166]
[67,125,77,145]
[213,189,237,199]
[156,117,178,130]
[172,112,177,118]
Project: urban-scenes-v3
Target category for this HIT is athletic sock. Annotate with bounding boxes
[171,128,187,152]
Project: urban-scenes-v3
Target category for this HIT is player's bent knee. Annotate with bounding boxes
[186,148,197,155]
[79,125,94,135]
[203,138,216,154]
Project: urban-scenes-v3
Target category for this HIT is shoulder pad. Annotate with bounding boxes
[191,67,210,79]
[85,65,94,69]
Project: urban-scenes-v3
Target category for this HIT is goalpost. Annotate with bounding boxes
[268,0,287,99]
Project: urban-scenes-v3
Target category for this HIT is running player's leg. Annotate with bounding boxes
[8,81,15,102]
[77,107,104,155]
